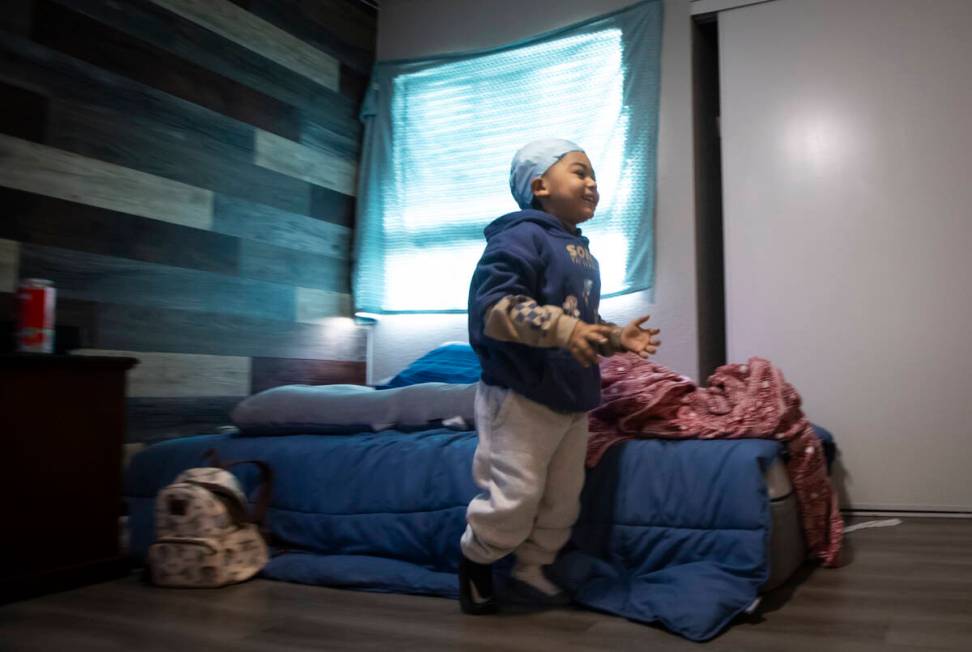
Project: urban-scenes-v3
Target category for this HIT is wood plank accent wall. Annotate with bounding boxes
[0,0,375,443]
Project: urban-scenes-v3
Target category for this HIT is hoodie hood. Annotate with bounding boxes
[484,209,586,242]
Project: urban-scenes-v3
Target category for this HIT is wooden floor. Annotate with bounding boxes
[3,517,970,651]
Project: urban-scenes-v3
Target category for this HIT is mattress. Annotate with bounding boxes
[125,430,807,641]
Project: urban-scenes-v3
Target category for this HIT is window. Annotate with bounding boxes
[355,0,662,313]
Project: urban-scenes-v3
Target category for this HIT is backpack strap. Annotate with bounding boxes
[202,449,274,532]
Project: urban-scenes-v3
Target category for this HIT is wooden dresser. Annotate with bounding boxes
[0,353,137,603]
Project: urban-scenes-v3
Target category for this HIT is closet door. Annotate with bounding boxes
[719,0,972,510]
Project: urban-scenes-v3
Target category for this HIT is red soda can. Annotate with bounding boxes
[17,278,56,353]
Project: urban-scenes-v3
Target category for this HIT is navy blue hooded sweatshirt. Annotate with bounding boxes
[468,209,603,412]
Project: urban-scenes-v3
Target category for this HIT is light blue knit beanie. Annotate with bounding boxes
[509,138,585,209]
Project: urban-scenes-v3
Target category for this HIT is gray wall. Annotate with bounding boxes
[370,0,700,384]
[720,0,972,510]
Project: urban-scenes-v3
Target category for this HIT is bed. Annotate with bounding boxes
[124,344,834,641]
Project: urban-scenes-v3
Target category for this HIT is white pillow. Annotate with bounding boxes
[231,382,477,436]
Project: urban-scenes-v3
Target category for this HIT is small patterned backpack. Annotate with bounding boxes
[147,453,272,588]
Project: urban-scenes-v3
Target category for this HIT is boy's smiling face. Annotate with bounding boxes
[531,151,599,229]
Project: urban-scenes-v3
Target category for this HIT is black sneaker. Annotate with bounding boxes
[458,555,497,615]
[505,576,572,607]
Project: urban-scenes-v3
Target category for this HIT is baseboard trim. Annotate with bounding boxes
[842,508,972,519]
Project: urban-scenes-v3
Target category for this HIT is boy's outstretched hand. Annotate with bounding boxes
[567,322,614,368]
[620,314,661,358]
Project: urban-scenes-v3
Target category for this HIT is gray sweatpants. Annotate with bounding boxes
[460,383,589,566]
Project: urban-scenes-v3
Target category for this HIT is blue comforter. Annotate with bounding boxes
[126,429,782,641]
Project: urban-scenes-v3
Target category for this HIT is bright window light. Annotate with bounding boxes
[355,1,662,312]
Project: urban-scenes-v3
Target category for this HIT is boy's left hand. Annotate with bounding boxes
[619,315,661,358]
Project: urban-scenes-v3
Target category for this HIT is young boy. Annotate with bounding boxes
[460,138,661,614]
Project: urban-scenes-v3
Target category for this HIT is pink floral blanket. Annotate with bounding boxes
[588,354,843,567]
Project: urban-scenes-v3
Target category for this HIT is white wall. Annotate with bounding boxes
[720,0,972,510]
[370,0,699,384]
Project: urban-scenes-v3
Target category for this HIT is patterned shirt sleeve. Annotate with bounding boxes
[484,295,579,348]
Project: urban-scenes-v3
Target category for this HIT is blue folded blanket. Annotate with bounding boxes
[555,437,780,640]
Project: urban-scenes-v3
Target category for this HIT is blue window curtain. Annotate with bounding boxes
[354,0,662,313]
